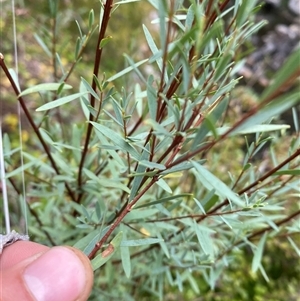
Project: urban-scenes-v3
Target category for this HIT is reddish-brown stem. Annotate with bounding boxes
[77,0,114,203]
[0,54,77,202]
[238,148,300,195]
[142,209,242,223]
[215,209,300,263]
[88,177,158,259]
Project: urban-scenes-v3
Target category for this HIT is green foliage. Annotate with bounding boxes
[1,0,300,300]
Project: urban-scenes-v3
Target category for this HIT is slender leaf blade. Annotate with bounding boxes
[192,161,244,207]
[19,83,72,97]
[252,232,267,273]
[36,92,88,111]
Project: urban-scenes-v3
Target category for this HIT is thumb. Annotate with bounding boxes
[0,241,94,301]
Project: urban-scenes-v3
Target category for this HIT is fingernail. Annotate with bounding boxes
[23,247,86,301]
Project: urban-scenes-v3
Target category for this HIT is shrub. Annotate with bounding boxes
[1,0,299,300]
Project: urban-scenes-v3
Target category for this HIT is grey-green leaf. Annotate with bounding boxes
[252,232,267,273]
[36,92,88,111]
[19,83,72,97]
[91,231,123,271]
[192,161,244,207]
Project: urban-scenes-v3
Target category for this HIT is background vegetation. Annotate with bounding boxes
[1,0,299,300]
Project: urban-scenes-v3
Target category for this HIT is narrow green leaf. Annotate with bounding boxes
[129,144,149,202]
[19,83,72,97]
[81,77,100,100]
[39,128,54,145]
[34,33,51,57]
[187,273,200,294]
[139,160,165,170]
[273,169,300,176]
[75,37,81,59]
[222,124,290,136]
[92,129,125,166]
[82,168,99,182]
[292,107,299,132]
[176,271,183,292]
[156,231,170,258]
[81,95,97,119]
[147,75,157,120]
[114,0,140,4]
[193,198,206,214]
[214,53,233,81]
[232,92,300,135]
[203,116,219,139]
[142,24,163,72]
[81,204,91,221]
[51,153,73,175]
[124,209,158,222]
[8,68,20,91]
[261,49,300,101]
[185,4,194,30]
[136,193,192,209]
[75,20,83,39]
[36,92,88,111]
[91,122,140,159]
[158,0,166,49]
[121,232,131,278]
[106,58,148,82]
[5,161,37,178]
[55,54,65,79]
[111,97,124,126]
[100,35,112,48]
[103,109,123,127]
[194,221,214,256]
[191,98,228,151]
[91,231,123,271]
[88,9,94,30]
[258,263,270,282]
[93,74,102,91]
[236,0,257,27]
[192,161,244,207]
[95,201,101,221]
[156,178,172,193]
[203,194,220,211]
[84,169,131,193]
[287,237,300,256]
[121,245,131,278]
[73,227,110,255]
[97,177,131,194]
[124,54,147,84]
[121,238,164,247]
[252,232,267,273]
[161,161,197,175]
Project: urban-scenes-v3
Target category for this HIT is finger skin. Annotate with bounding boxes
[0,241,94,301]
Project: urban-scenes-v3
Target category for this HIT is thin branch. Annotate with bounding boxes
[88,176,158,259]
[215,209,300,263]
[77,0,114,203]
[0,53,77,203]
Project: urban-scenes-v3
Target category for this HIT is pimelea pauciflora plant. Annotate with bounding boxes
[1,0,299,300]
